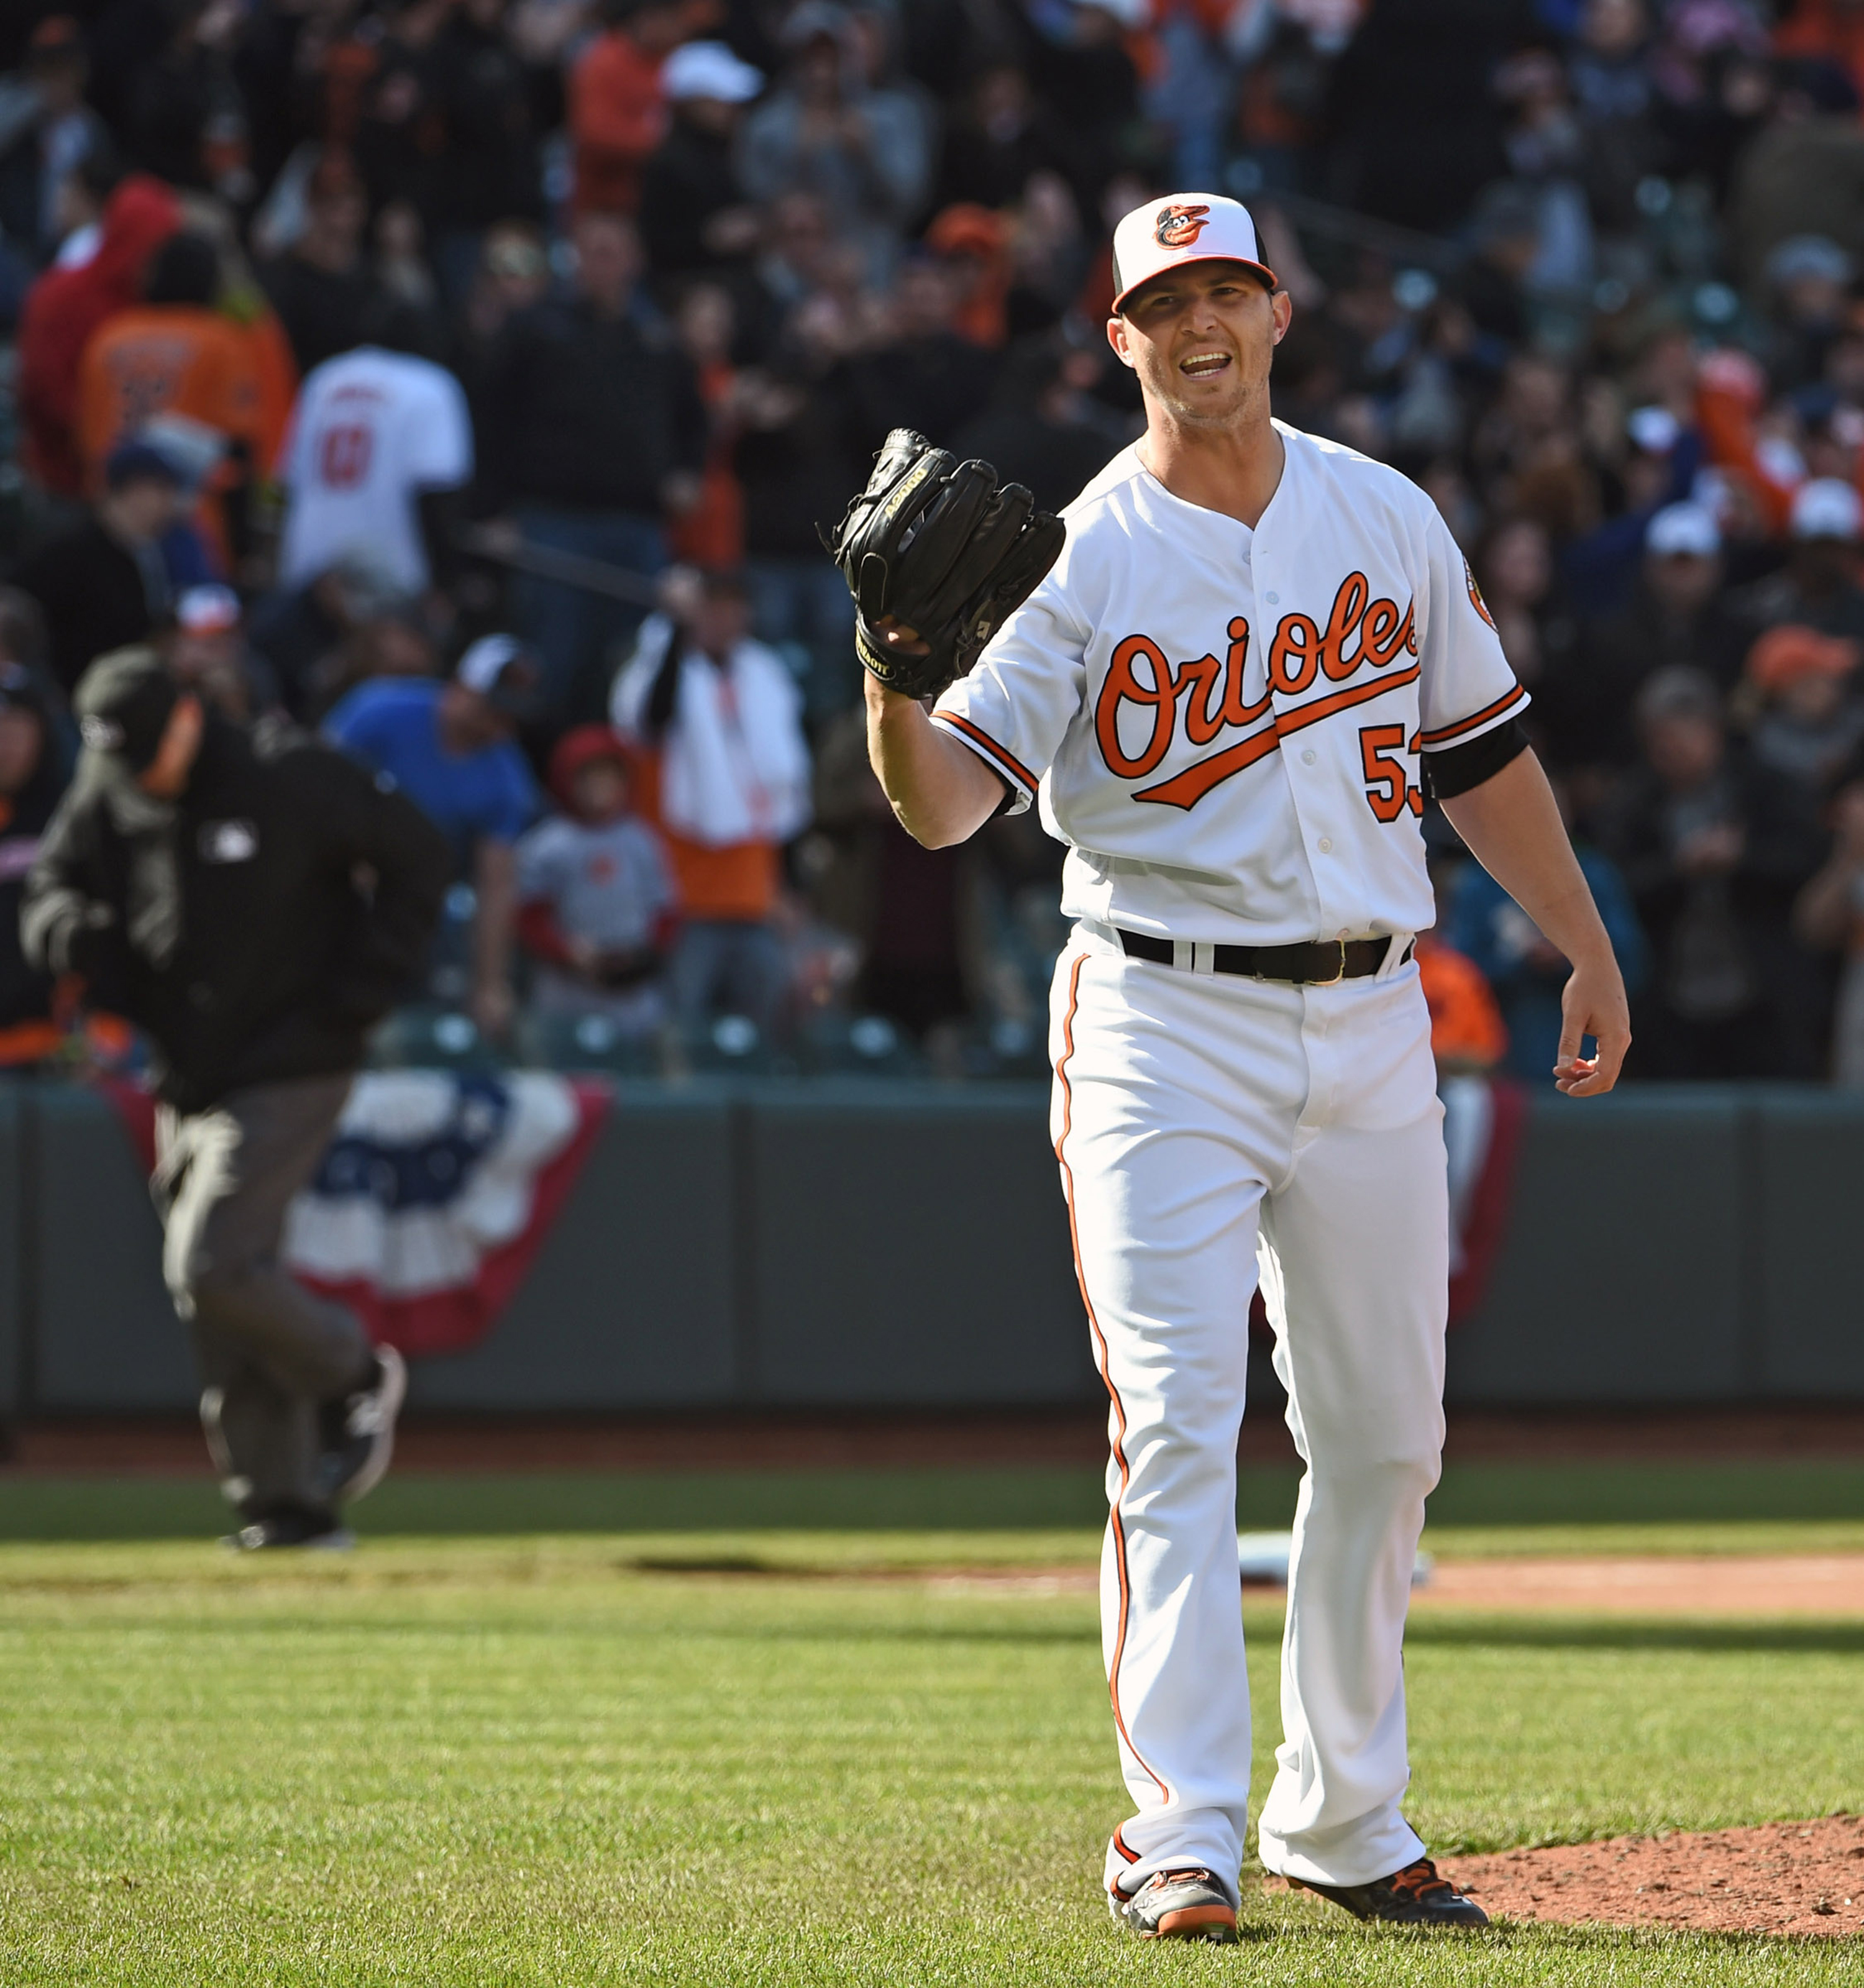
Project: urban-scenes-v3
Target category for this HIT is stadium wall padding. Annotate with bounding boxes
[32,1083,193,1411]
[1441,1088,1749,1406]
[1750,1090,1864,1398]
[0,1085,20,1421]
[3,1077,1862,1417]
[742,1083,1090,1407]
[413,1082,739,1410]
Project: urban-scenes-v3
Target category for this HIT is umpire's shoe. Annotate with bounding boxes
[224,1503,354,1551]
[316,1345,408,1508]
[1113,1869,1240,1942]
[1291,1856,1487,1926]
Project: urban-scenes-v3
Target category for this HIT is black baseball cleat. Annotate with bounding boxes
[1112,1867,1240,1942]
[223,1503,354,1551]
[1291,1856,1487,1926]
[315,1345,407,1508]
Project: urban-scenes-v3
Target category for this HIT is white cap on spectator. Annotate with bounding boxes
[456,633,540,719]
[176,583,241,633]
[1791,477,1864,542]
[1110,193,1277,314]
[1625,405,1681,455]
[663,40,763,104]
[1646,502,1720,560]
[457,632,523,694]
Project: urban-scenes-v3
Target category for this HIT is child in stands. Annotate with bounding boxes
[517,727,677,1039]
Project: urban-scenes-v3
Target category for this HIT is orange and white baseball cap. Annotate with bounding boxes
[1110,194,1277,314]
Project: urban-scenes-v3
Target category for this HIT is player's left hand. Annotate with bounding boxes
[873,614,930,658]
[1553,951,1630,1097]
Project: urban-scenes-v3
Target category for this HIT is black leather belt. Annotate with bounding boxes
[1116,929,1413,984]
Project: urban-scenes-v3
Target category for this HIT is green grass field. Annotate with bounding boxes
[1,1462,1860,1984]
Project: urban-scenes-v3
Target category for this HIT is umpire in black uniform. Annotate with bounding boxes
[22,649,450,1548]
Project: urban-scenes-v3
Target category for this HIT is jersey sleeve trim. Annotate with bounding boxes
[1416,681,1530,750]
[930,709,1038,803]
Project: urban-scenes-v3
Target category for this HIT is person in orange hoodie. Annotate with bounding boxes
[76,231,277,572]
[16,173,181,498]
[569,0,702,213]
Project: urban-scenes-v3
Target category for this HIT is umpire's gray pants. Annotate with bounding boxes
[152,1074,374,1518]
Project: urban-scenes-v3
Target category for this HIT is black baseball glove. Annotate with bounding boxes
[824,429,1066,701]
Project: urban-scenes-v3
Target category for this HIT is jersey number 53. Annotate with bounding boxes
[1359,724,1423,823]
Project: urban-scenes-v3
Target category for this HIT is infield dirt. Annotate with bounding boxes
[1438,1814,1864,1937]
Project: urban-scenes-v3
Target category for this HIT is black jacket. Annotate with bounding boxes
[477,294,706,514]
[639,117,744,278]
[11,516,167,695]
[733,365,869,560]
[846,334,1000,457]
[423,15,542,232]
[1598,749,1828,1073]
[1601,752,1825,923]
[1546,586,1748,772]
[0,723,71,1033]
[21,715,450,1113]
[951,403,1121,518]
[258,253,384,378]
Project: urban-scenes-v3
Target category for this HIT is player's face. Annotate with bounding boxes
[1108,264,1292,429]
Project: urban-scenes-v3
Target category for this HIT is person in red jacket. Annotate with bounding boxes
[16,173,181,498]
[1776,0,1864,109]
[569,0,699,214]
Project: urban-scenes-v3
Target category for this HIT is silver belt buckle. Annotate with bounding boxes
[1316,940,1348,986]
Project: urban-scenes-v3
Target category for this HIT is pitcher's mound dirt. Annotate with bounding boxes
[1414,1554,1864,1616]
[1441,1814,1864,1936]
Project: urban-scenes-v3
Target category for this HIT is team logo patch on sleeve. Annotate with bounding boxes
[1464,557,1497,630]
[198,819,258,863]
[1154,204,1212,248]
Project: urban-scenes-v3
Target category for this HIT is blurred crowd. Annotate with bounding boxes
[5,0,1864,1085]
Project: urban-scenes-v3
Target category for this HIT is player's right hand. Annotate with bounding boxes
[1552,953,1631,1097]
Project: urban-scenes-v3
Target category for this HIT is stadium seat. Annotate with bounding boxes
[515,1008,663,1076]
[797,1013,925,1078]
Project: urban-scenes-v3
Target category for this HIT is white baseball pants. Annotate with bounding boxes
[1048,921,1448,1903]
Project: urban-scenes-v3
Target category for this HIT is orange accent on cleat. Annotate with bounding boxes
[1115,1866,1241,1942]
[1154,1902,1239,1939]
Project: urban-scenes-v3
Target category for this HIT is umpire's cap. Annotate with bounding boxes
[73,646,181,776]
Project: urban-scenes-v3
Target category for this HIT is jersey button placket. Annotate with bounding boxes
[1262,561,1339,934]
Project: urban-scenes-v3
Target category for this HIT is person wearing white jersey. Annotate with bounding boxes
[276,317,473,602]
[863,196,1631,1942]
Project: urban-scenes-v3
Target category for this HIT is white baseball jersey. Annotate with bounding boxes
[933,423,1525,946]
[277,347,474,596]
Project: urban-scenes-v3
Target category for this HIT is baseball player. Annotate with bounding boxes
[829,194,1631,1941]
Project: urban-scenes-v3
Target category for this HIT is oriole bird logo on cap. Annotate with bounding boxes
[1154,204,1212,248]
